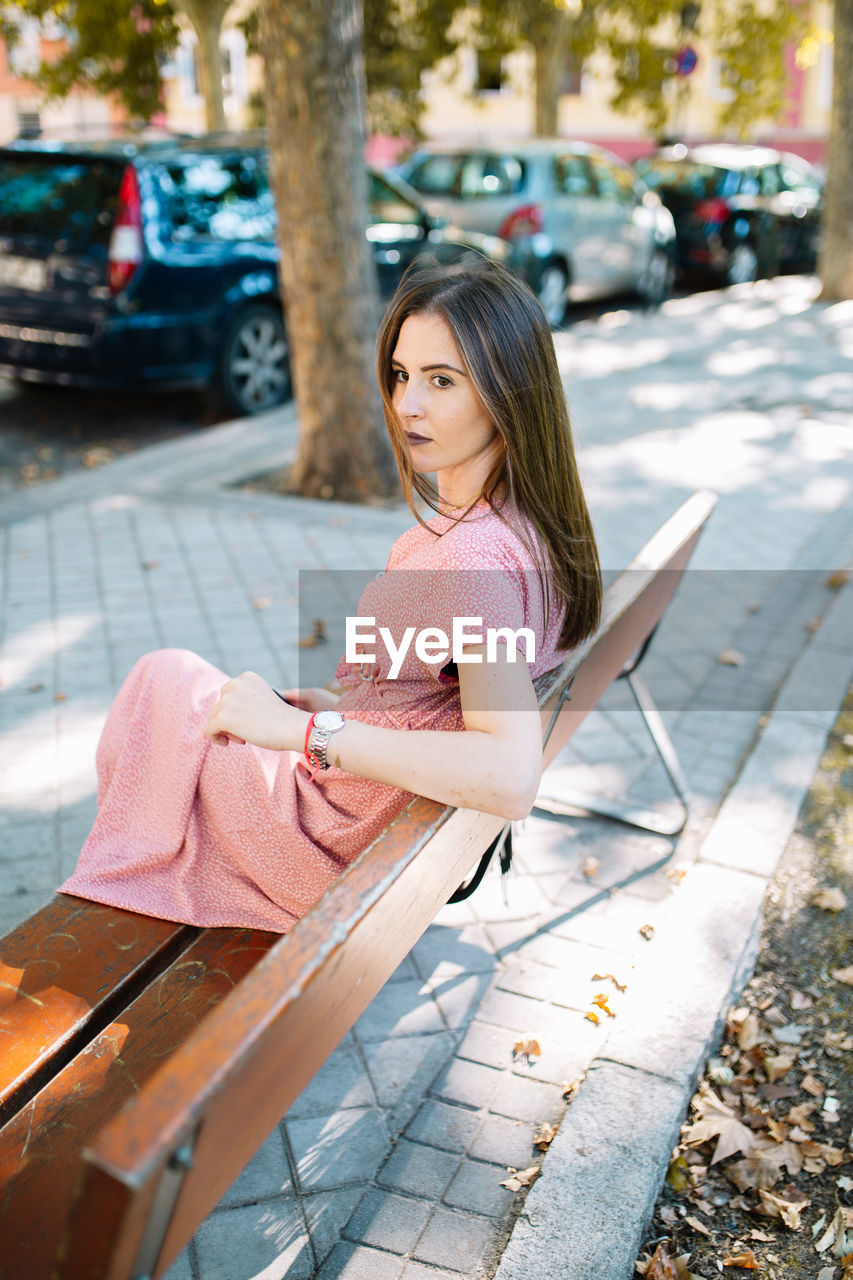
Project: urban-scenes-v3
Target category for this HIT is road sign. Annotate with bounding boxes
[675,45,698,76]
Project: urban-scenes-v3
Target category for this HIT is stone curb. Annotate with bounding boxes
[494,579,853,1280]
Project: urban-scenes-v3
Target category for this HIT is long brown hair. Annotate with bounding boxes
[376,258,602,649]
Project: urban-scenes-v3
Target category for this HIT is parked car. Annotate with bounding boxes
[633,143,823,286]
[0,132,513,416]
[396,139,677,325]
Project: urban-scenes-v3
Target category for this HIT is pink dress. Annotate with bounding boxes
[61,505,569,932]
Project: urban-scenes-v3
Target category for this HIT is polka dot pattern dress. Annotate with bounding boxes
[60,504,570,932]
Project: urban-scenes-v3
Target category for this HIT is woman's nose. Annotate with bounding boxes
[396,382,424,418]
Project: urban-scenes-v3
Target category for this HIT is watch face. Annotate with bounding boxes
[314,710,345,731]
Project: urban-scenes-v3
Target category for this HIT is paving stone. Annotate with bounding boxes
[429,1058,502,1110]
[352,978,446,1042]
[361,1032,455,1132]
[490,1074,566,1126]
[343,1188,431,1253]
[428,966,494,1030]
[315,1241,405,1280]
[442,1159,517,1218]
[302,1186,366,1267]
[287,1107,391,1192]
[411,923,497,981]
[400,1265,465,1279]
[216,1130,293,1208]
[284,1043,376,1119]
[377,1138,461,1200]
[469,1113,538,1168]
[194,1199,313,1280]
[404,1100,482,1153]
[413,1206,495,1273]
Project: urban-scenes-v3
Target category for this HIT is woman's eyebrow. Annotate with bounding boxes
[391,358,467,376]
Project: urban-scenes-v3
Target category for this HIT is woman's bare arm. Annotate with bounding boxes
[204,646,542,822]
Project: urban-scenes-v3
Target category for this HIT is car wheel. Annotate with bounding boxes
[727,242,759,286]
[536,263,568,328]
[638,246,675,308]
[217,304,291,417]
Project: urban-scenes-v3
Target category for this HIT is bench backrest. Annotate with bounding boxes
[0,488,716,1280]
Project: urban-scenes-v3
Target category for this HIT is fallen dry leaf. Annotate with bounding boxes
[815,1206,853,1256]
[592,971,627,992]
[582,856,599,878]
[500,1164,539,1191]
[723,1249,759,1269]
[764,1053,794,1083]
[758,1186,810,1228]
[298,619,328,648]
[684,1213,711,1236]
[639,923,655,941]
[533,1121,556,1150]
[252,595,274,611]
[718,647,746,667]
[683,1085,757,1165]
[561,1079,581,1101]
[736,1011,761,1051]
[591,993,616,1018]
[748,1230,775,1242]
[811,886,848,912]
[825,568,851,590]
[801,1073,826,1097]
[584,1010,600,1025]
[816,1268,837,1280]
[512,1036,541,1063]
[726,1154,784,1192]
[831,965,853,986]
[642,1242,680,1278]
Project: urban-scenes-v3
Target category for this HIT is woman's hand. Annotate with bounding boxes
[279,687,342,714]
[205,671,309,751]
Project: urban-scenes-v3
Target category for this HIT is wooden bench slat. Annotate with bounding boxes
[0,925,277,1280]
[0,895,196,1123]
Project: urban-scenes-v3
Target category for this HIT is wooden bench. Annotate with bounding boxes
[0,488,716,1280]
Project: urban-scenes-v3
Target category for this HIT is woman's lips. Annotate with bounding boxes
[405,432,432,446]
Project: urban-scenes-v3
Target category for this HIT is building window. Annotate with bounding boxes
[475,50,504,93]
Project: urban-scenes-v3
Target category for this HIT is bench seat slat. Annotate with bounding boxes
[0,896,196,1122]
[0,925,277,1280]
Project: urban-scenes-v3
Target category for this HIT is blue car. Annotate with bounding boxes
[0,132,512,416]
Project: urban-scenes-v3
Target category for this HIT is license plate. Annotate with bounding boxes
[0,254,48,291]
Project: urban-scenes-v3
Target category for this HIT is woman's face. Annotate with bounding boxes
[390,311,502,503]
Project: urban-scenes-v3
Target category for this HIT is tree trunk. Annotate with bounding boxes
[819,0,853,300]
[179,0,229,131]
[532,8,570,136]
[259,0,397,501]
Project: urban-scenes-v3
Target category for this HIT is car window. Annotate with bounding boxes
[405,154,462,197]
[589,157,636,203]
[635,159,739,200]
[759,166,781,196]
[0,153,123,250]
[156,153,276,243]
[778,160,822,195]
[553,154,595,196]
[738,168,761,197]
[369,173,423,226]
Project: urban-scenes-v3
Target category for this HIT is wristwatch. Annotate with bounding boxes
[306,709,346,772]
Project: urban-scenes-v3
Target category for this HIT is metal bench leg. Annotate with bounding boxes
[535,670,690,837]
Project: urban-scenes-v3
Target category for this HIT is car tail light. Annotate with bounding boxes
[497,203,545,240]
[694,197,730,226]
[108,165,144,293]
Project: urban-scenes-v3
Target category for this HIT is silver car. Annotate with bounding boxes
[397,139,677,325]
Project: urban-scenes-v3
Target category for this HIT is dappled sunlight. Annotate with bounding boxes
[0,707,101,808]
[706,344,780,377]
[557,335,674,380]
[0,614,100,691]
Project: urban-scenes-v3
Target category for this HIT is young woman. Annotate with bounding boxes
[60,259,602,932]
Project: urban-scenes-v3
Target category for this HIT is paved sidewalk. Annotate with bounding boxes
[2,277,853,1280]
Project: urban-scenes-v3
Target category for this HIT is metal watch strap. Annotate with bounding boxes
[307,711,345,772]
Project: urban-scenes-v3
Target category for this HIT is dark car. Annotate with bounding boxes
[634,143,822,286]
[0,132,513,416]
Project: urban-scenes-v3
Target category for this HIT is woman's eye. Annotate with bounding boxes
[393,369,408,383]
[434,375,452,388]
